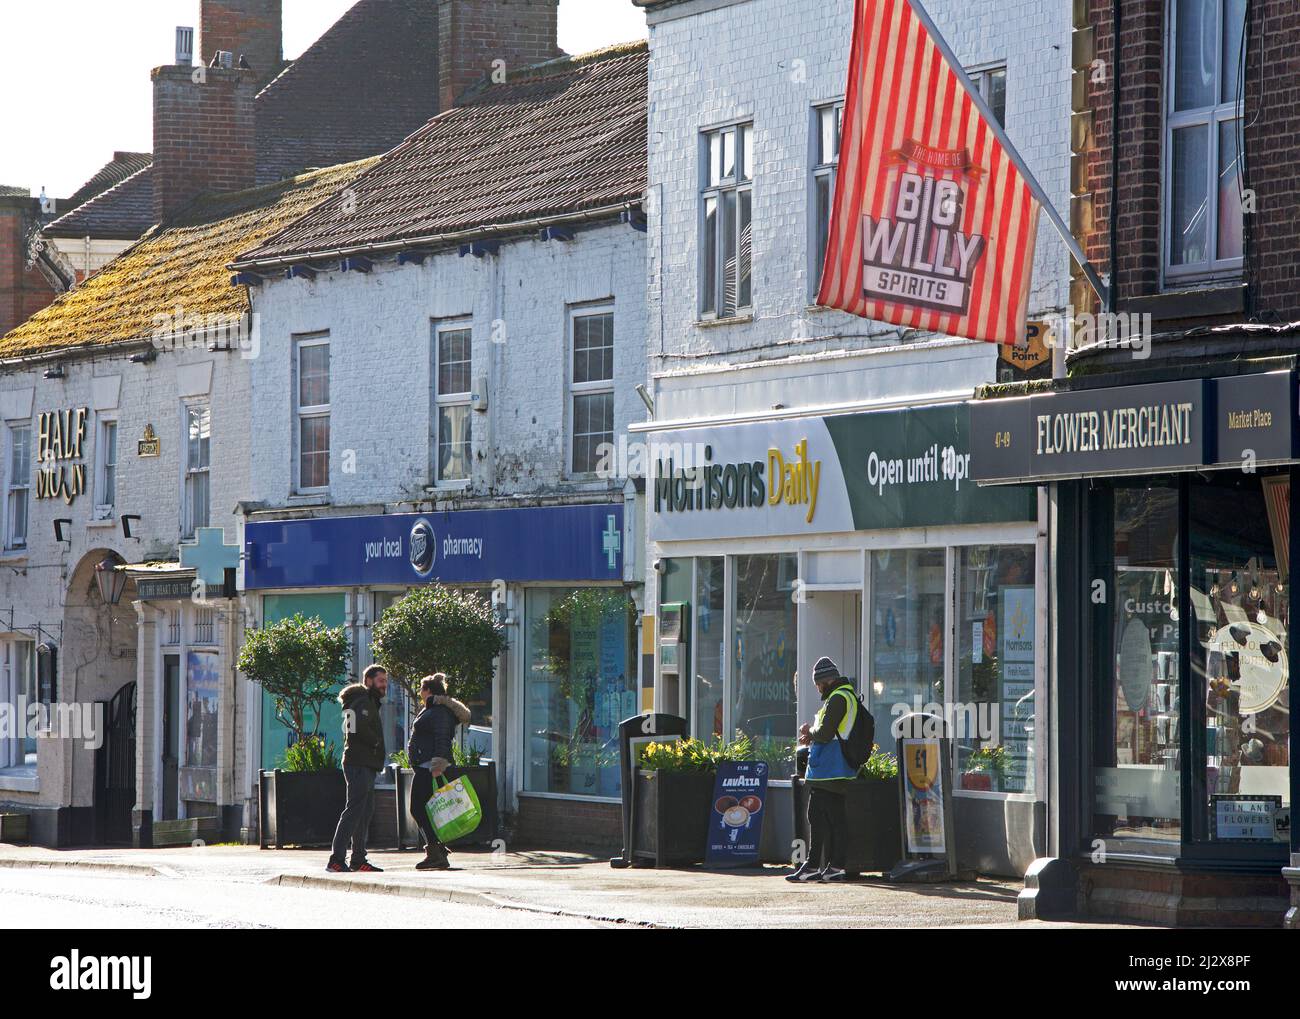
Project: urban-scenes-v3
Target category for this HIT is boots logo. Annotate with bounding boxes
[409,518,436,577]
[862,142,987,315]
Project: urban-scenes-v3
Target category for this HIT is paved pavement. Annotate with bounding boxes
[0,843,1136,928]
[0,866,603,929]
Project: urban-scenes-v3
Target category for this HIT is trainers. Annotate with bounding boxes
[416,855,451,871]
[785,862,824,883]
[351,861,383,873]
[325,859,348,873]
[820,866,847,882]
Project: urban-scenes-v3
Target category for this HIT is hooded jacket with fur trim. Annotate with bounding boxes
[339,682,386,771]
[406,695,471,772]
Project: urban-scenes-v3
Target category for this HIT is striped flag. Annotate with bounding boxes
[818,0,1041,346]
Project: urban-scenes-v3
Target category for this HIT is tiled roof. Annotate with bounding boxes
[253,0,443,185]
[236,43,649,265]
[62,151,153,213]
[0,185,29,197]
[0,159,374,360]
[43,164,155,240]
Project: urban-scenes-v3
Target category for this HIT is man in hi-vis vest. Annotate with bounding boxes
[789,657,858,883]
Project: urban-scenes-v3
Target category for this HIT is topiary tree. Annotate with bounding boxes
[237,613,350,746]
[370,584,508,702]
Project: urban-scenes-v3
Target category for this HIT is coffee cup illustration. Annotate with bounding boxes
[714,795,738,814]
[739,794,762,813]
[722,805,751,827]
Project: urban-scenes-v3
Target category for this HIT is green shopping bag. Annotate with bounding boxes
[427,773,483,843]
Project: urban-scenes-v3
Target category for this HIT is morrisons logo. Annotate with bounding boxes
[654,440,821,524]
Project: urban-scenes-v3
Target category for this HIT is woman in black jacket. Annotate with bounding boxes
[406,674,472,870]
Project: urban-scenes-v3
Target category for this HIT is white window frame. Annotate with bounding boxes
[967,62,1008,129]
[0,639,37,771]
[294,333,331,494]
[810,101,844,301]
[1163,0,1245,284]
[181,400,210,539]
[94,415,118,521]
[432,319,472,487]
[567,303,616,478]
[700,122,755,320]
[4,421,31,553]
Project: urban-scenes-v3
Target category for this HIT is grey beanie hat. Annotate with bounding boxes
[812,656,841,685]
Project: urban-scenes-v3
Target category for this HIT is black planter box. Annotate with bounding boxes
[792,776,901,876]
[631,769,714,868]
[395,764,498,848]
[259,769,345,849]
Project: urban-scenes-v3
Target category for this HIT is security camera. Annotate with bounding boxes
[652,558,666,574]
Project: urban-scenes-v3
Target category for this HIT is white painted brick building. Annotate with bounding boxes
[642,0,1068,373]
[0,341,252,845]
[247,228,647,508]
[634,0,1069,875]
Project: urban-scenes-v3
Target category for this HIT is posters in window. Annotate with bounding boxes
[999,585,1034,792]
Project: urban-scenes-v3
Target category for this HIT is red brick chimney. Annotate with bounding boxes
[438,0,563,109]
[151,64,257,223]
[200,0,284,91]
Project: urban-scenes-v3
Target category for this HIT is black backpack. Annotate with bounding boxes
[834,688,875,770]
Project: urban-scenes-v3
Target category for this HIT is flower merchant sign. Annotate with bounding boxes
[35,407,89,505]
[971,372,1300,484]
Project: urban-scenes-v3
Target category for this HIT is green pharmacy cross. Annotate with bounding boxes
[180,527,241,587]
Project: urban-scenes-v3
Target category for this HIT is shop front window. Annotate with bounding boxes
[1093,481,1182,842]
[184,650,220,770]
[1192,472,1290,843]
[731,554,798,761]
[524,588,637,798]
[868,549,946,757]
[694,557,725,739]
[955,545,1037,794]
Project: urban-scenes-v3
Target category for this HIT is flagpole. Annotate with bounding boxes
[908,0,1110,312]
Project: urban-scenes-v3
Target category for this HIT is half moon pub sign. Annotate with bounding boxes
[35,407,89,505]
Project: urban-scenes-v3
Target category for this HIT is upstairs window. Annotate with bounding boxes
[95,417,117,521]
[969,64,1007,128]
[811,102,843,297]
[1165,0,1245,281]
[295,334,330,492]
[701,123,754,318]
[182,403,210,538]
[4,423,31,552]
[569,307,615,476]
[434,322,472,485]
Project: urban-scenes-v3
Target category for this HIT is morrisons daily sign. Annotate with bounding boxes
[648,404,1034,543]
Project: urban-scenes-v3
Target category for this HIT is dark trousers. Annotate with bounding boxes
[331,764,377,866]
[807,784,846,870]
[410,768,449,856]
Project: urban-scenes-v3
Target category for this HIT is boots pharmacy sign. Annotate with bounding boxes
[35,407,89,504]
[818,0,1040,345]
[648,404,1033,543]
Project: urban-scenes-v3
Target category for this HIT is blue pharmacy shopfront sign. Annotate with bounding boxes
[244,503,624,589]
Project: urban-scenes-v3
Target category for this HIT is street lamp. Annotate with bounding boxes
[94,555,128,606]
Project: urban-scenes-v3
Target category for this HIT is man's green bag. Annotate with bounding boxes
[427,773,483,843]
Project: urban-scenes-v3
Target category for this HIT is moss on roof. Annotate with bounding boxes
[0,159,376,360]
